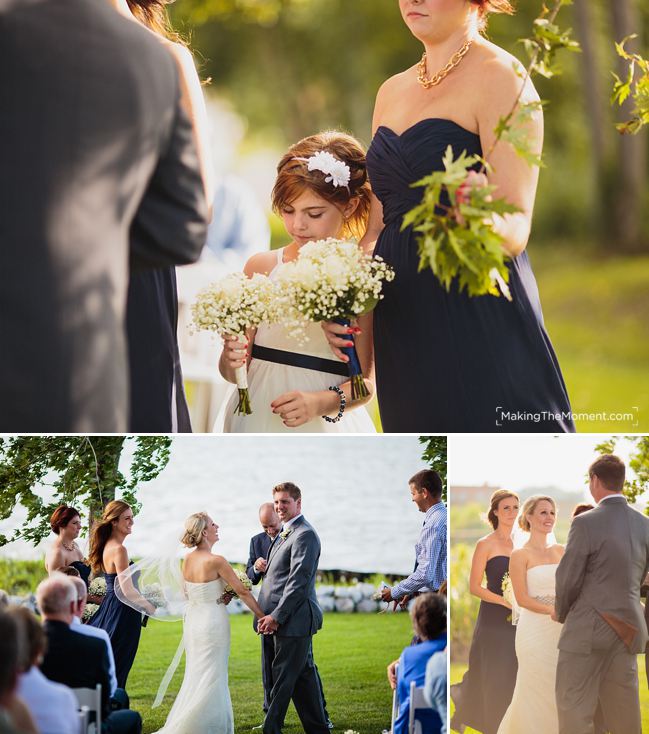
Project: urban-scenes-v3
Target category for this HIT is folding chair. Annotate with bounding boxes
[78,706,89,734]
[72,684,102,734]
[408,681,432,734]
[390,663,400,733]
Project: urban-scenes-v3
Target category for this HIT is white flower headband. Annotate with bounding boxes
[293,150,351,191]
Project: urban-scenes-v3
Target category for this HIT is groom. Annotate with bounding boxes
[554,454,649,734]
[256,483,329,734]
[0,0,207,431]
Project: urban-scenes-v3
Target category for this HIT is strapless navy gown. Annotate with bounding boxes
[126,267,192,432]
[88,571,142,689]
[366,119,574,432]
[451,556,518,734]
[69,560,91,588]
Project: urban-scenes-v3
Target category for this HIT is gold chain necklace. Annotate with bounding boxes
[417,39,473,89]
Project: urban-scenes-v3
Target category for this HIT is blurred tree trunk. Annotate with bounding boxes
[572,0,609,234]
[609,0,648,252]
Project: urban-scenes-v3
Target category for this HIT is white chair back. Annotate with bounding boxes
[78,706,89,734]
[72,684,101,734]
[408,681,432,734]
[390,662,400,733]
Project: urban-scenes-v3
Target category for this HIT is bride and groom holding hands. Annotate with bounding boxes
[455,454,649,734]
[126,482,329,734]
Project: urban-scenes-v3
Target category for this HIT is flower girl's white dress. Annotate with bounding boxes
[497,563,562,734]
[214,249,376,433]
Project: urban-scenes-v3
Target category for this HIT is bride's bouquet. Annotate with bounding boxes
[274,238,395,400]
[218,570,252,604]
[191,272,275,415]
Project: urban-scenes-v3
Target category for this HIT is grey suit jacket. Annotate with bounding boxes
[257,516,323,638]
[0,0,208,432]
[555,496,649,654]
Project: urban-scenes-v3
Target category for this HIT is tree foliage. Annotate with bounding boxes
[419,436,447,502]
[612,35,649,134]
[594,436,649,513]
[0,436,172,546]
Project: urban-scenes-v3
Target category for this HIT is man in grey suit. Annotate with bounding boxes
[0,0,208,432]
[257,483,329,734]
[554,454,649,734]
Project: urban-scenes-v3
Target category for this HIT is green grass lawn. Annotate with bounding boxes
[534,250,649,432]
[129,613,411,734]
[450,661,649,733]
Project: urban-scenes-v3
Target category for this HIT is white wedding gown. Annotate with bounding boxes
[153,579,233,734]
[214,249,376,433]
[497,563,561,734]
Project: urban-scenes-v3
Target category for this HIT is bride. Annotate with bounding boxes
[497,495,564,734]
[120,512,264,734]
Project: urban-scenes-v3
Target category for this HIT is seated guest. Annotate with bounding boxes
[37,574,141,734]
[69,577,120,700]
[0,610,38,734]
[424,649,447,734]
[393,593,446,734]
[0,591,9,610]
[11,606,78,734]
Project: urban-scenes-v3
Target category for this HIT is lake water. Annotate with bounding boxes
[1,435,434,575]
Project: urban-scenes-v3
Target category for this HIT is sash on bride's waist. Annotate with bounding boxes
[251,344,348,377]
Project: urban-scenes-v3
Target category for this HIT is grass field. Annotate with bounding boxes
[450,661,649,733]
[128,613,412,734]
[535,250,649,432]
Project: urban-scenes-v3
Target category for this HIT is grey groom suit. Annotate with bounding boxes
[555,496,649,734]
[0,0,208,432]
[257,516,329,734]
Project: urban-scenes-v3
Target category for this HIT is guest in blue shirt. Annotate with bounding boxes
[382,470,447,606]
[394,593,446,734]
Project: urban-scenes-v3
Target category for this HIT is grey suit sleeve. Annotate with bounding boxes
[130,74,208,271]
[555,517,589,623]
[271,531,318,626]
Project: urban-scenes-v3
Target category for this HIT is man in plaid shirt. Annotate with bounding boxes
[381,469,447,603]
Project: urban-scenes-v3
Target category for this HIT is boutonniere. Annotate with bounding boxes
[279,528,293,541]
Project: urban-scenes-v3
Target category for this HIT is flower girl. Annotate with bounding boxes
[215,131,376,433]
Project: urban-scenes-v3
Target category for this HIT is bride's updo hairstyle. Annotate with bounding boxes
[519,495,557,532]
[470,0,515,31]
[487,489,519,529]
[182,512,209,549]
[89,500,131,574]
[272,131,372,240]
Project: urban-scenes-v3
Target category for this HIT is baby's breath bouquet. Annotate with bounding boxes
[501,571,514,607]
[82,603,99,622]
[88,577,107,597]
[274,238,394,400]
[191,272,274,415]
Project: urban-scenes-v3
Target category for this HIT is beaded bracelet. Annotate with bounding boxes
[322,385,346,423]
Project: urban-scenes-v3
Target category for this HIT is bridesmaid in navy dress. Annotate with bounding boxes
[451,490,519,734]
[88,500,154,690]
[45,506,91,587]
[327,0,574,432]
